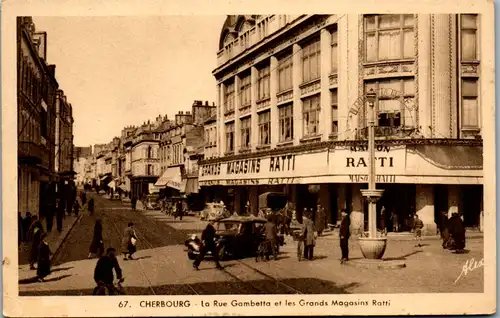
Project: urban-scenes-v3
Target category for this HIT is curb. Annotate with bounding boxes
[344,259,407,270]
[51,213,83,261]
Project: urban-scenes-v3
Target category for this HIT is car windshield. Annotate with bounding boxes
[216,221,241,233]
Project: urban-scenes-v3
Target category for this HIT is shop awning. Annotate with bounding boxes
[180,177,199,194]
[408,145,483,170]
[155,167,182,190]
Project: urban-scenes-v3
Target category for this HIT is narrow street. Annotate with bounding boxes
[18,192,484,296]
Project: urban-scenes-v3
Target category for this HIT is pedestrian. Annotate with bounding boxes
[46,203,55,233]
[55,198,65,232]
[131,196,137,211]
[175,200,183,220]
[390,210,399,233]
[81,191,87,206]
[28,216,44,270]
[379,206,387,235]
[93,247,124,295]
[339,209,350,264]
[448,212,466,253]
[413,214,424,247]
[22,212,33,243]
[121,223,137,260]
[315,204,326,237]
[301,210,316,261]
[263,215,279,261]
[89,219,105,259]
[193,220,223,270]
[36,232,52,282]
[73,199,80,216]
[88,198,95,216]
[439,211,450,249]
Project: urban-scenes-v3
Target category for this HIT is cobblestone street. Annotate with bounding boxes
[18,193,484,296]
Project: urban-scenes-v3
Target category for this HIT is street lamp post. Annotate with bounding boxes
[358,88,387,259]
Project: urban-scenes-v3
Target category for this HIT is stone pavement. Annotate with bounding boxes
[18,214,82,266]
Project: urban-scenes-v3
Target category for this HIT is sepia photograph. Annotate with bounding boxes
[2,0,496,316]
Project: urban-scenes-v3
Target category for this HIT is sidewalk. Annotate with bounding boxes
[18,214,82,266]
[318,228,483,241]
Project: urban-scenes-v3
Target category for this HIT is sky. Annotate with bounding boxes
[33,16,226,146]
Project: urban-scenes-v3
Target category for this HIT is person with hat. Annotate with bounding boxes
[36,232,52,282]
[339,209,350,264]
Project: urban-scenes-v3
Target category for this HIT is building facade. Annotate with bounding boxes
[73,146,92,187]
[17,17,59,218]
[199,14,484,235]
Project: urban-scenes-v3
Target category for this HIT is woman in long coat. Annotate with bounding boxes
[28,216,44,270]
[448,213,466,252]
[121,222,137,260]
[88,219,104,259]
[37,233,52,282]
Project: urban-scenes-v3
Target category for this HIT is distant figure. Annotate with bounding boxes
[88,198,95,216]
[36,233,52,282]
[89,219,104,259]
[390,210,399,233]
[73,199,81,216]
[439,211,450,249]
[28,216,44,270]
[121,223,137,260]
[301,211,316,261]
[413,214,424,247]
[93,247,124,295]
[81,192,87,206]
[131,197,137,211]
[193,220,222,270]
[315,204,326,236]
[379,206,387,235]
[339,209,350,264]
[448,212,466,253]
[263,215,279,261]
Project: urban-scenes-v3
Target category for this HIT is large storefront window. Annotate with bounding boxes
[461,14,478,61]
[302,38,321,82]
[279,104,293,142]
[225,122,235,152]
[302,94,320,137]
[224,81,235,114]
[365,78,415,129]
[239,74,251,107]
[240,117,251,149]
[461,78,479,128]
[278,54,293,92]
[258,111,271,145]
[257,65,271,100]
[364,14,415,62]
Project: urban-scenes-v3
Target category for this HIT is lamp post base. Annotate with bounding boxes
[358,237,388,259]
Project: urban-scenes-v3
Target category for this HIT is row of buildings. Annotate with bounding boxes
[18,17,75,219]
[74,101,215,207]
[198,14,485,235]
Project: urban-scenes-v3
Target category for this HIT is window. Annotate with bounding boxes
[278,54,293,92]
[258,111,271,145]
[331,90,338,137]
[461,14,478,61]
[365,78,415,128]
[239,74,251,107]
[279,104,293,141]
[147,164,153,176]
[240,117,251,149]
[225,122,235,152]
[331,30,338,73]
[364,14,415,62]
[302,39,321,82]
[302,94,321,137]
[147,146,152,159]
[461,78,479,127]
[40,108,47,138]
[257,65,270,100]
[224,81,235,113]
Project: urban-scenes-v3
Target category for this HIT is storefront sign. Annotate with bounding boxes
[348,174,397,183]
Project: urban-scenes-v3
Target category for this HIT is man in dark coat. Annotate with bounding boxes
[131,196,137,211]
[193,220,222,270]
[301,211,316,260]
[81,191,87,206]
[89,219,104,259]
[448,212,466,252]
[439,211,450,249]
[37,233,52,282]
[56,198,65,232]
[339,210,350,264]
[93,248,124,295]
[88,198,95,216]
[264,216,279,261]
[28,216,44,270]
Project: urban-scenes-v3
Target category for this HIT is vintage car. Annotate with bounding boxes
[185,215,267,261]
[200,202,231,221]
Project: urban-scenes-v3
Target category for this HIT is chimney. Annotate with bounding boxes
[205,101,209,106]
[180,111,184,115]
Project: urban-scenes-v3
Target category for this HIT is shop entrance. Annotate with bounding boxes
[461,185,482,228]
[376,184,416,232]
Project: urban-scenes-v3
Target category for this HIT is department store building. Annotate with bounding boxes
[199,14,484,235]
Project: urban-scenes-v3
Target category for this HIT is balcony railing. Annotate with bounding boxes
[355,126,418,139]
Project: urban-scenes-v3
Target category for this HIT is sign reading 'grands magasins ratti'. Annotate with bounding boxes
[201,154,296,177]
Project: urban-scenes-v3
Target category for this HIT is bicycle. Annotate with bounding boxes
[93,279,126,295]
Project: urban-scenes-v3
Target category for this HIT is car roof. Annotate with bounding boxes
[217,215,267,223]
